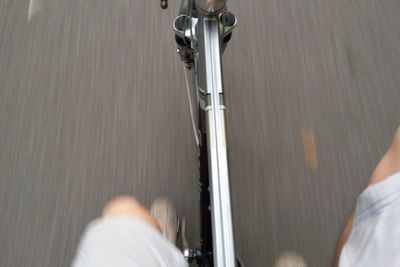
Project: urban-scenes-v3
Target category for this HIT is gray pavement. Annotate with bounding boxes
[0,0,399,266]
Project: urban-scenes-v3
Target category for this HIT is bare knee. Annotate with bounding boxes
[391,127,400,152]
[333,128,400,267]
[102,195,161,232]
[102,196,142,217]
[369,128,400,185]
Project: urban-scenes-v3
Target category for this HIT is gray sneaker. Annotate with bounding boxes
[150,197,178,245]
[273,251,308,267]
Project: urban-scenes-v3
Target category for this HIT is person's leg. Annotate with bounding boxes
[72,196,188,267]
[273,251,308,267]
[332,127,400,267]
[332,212,355,267]
[368,127,400,185]
[102,195,161,232]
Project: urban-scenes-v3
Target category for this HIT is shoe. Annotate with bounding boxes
[150,197,178,245]
[273,251,308,267]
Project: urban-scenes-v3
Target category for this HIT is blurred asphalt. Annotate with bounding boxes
[1,0,399,266]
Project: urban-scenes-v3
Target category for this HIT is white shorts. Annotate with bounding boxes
[71,216,188,267]
[339,172,400,267]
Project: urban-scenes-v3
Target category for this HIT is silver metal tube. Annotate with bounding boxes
[198,17,236,267]
[195,0,226,14]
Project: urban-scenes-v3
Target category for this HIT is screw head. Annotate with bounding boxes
[161,1,168,9]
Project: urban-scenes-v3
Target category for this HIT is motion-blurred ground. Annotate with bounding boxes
[0,0,399,266]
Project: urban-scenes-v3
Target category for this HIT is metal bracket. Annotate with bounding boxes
[220,11,237,40]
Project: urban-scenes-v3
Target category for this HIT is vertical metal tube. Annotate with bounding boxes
[198,17,236,267]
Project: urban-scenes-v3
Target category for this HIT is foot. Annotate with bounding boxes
[150,197,178,245]
[273,251,308,267]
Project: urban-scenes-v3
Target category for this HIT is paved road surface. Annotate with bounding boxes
[1,0,399,266]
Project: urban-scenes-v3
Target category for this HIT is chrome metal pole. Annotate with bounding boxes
[197,16,236,267]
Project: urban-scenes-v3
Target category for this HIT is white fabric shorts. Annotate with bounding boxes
[339,172,400,267]
[71,216,188,267]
